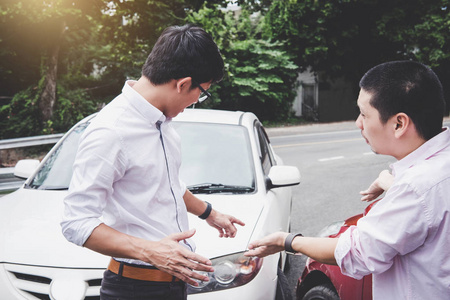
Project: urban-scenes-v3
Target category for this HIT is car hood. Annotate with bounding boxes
[0,189,263,268]
[0,188,109,269]
[187,193,263,259]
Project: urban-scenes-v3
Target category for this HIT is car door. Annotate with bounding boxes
[254,122,292,233]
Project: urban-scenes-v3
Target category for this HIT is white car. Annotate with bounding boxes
[0,109,300,300]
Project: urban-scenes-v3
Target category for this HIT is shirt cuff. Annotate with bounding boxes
[180,180,187,194]
[335,227,352,268]
[62,218,103,247]
[334,226,365,280]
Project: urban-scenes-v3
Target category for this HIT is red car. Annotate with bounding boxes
[296,201,380,300]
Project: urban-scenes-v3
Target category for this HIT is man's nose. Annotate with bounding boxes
[355,114,363,129]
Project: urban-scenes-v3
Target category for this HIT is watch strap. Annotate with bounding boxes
[198,201,212,220]
[284,233,303,254]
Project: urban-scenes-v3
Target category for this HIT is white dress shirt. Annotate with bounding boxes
[335,128,450,299]
[61,81,194,265]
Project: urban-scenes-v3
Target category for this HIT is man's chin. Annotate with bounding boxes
[363,137,369,145]
[364,138,380,154]
[368,146,381,155]
[169,110,183,118]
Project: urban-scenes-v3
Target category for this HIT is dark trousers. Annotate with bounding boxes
[100,270,187,300]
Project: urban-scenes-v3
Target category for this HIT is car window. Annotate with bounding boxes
[173,122,255,193]
[26,120,255,193]
[255,122,274,175]
[28,122,89,190]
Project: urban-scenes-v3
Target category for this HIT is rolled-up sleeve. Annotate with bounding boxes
[335,181,429,280]
[61,126,126,246]
[335,226,374,279]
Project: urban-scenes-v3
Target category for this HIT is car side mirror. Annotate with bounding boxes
[265,165,301,190]
[14,159,40,179]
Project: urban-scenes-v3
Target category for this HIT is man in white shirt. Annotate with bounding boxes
[245,60,450,299]
[61,24,244,300]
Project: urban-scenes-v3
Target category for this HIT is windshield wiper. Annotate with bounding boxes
[28,185,68,190]
[187,183,254,194]
[43,186,69,190]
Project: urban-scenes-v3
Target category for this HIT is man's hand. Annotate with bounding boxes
[183,190,244,238]
[206,210,245,238]
[360,180,384,202]
[244,232,288,258]
[142,229,214,286]
[360,169,394,202]
[84,225,214,286]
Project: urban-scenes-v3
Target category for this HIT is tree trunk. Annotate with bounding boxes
[39,21,66,122]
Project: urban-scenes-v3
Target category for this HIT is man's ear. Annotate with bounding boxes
[176,77,192,93]
[393,113,410,138]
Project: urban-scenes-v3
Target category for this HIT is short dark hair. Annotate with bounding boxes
[360,60,445,140]
[142,24,224,88]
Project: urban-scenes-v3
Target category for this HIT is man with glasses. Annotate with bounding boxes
[61,24,244,300]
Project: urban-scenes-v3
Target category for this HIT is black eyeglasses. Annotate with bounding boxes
[197,84,212,103]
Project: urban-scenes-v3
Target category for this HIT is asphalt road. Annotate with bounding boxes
[266,118,450,298]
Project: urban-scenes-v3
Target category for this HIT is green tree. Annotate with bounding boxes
[187,5,298,121]
[260,0,450,112]
[0,0,228,138]
[97,0,228,82]
[0,0,108,138]
[0,0,105,119]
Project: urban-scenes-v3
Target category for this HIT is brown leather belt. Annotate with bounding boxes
[108,259,181,282]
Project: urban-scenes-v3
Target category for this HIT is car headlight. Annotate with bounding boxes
[187,252,263,294]
[316,221,345,238]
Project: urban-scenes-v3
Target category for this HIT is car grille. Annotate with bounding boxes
[3,263,104,300]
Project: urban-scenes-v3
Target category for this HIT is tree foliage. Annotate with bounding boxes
[90,0,228,82]
[1,0,450,139]
[0,0,227,138]
[260,0,450,83]
[187,5,298,121]
[0,0,107,137]
[0,0,105,94]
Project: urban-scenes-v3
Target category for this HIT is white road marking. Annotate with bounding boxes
[273,138,362,149]
[318,156,344,162]
[270,129,360,140]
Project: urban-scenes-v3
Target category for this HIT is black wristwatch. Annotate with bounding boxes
[284,233,303,254]
[198,201,212,220]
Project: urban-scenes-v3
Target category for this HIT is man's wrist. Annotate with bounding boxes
[284,233,303,254]
[198,201,212,219]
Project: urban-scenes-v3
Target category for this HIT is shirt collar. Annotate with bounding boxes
[121,80,168,125]
[391,127,449,176]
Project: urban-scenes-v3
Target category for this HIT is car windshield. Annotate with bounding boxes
[27,120,255,193]
[28,122,89,190]
[173,122,255,194]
